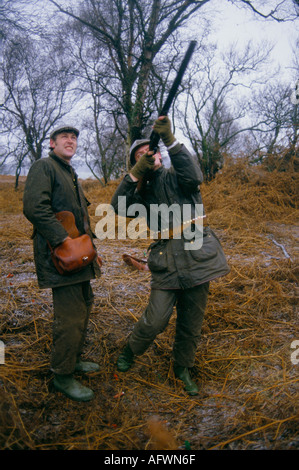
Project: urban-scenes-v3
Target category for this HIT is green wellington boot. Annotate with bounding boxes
[174,366,199,396]
[53,374,94,402]
[117,344,134,372]
[75,361,100,373]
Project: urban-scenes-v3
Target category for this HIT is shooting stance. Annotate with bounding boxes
[23,125,101,402]
[111,117,230,395]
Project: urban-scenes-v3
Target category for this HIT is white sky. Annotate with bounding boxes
[43,1,299,177]
[210,0,298,82]
[78,2,298,177]
[3,0,299,177]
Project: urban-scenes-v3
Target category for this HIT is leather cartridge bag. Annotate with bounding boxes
[49,211,97,275]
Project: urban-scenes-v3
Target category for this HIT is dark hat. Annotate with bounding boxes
[50,125,80,140]
[129,139,150,166]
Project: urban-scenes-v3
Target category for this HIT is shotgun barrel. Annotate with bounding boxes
[149,40,197,153]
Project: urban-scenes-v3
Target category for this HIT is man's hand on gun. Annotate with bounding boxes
[153,116,175,147]
[130,151,155,180]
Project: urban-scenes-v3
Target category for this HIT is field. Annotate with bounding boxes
[0,157,298,451]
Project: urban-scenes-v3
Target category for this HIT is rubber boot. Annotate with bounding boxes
[53,374,94,402]
[117,344,134,372]
[75,361,100,373]
[174,366,199,396]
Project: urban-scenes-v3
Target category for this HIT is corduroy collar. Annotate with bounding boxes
[49,151,76,174]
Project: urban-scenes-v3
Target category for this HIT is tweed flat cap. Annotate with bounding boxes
[50,125,80,140]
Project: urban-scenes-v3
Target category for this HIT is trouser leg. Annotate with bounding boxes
[128,289,177,356]
[50,281,94,375]
[76,283,94,361]
[173,282,209,368]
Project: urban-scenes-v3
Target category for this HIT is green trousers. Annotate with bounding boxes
[128,282,209,368]
[50,281,94,375]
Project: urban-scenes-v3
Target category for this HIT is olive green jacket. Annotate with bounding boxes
[23,152,101,289]
[111,144,230,289]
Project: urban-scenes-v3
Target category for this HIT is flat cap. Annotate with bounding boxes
[129,139,150,166]
[50,125,80,140]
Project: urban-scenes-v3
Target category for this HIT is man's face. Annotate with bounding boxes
[50,132,78,163]
[134,144,162,171]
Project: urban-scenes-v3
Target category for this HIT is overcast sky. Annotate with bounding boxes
[212,0,298,82]
[74,1,298,177]
[3,0,298,177]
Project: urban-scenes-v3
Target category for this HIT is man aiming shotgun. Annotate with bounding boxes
[111,42,230,395]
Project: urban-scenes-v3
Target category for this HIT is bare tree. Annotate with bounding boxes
[47,0,211,152]
[80,116,126,185]
[0,0,58,40]
[246,81,298,171]
[0,33,76,187]
[229,0,298,21]
[0,0,33,37]
[52,20,127,184]
[246,32,299,167]
[251,84,296,152]
[1,0,297,180]
[57,19,196,180]
[46,0,298,168]
[179,41,273,179]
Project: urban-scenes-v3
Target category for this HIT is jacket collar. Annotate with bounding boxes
[49,150,78,179]
[49,151,76,175]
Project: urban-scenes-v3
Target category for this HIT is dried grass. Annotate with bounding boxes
[0,157,298,450]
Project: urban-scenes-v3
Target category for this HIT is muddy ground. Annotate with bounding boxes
[0,165,298,451]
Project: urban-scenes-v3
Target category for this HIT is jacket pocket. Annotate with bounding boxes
[188,228,219,262]
[147,241,168,272]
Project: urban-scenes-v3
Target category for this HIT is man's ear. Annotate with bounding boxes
[49,138,55,148]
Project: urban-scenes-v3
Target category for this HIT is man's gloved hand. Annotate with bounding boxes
[153,116,175,147]
[130,152,155,180]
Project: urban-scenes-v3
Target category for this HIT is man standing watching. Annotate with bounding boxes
[111,117,230,395]
[23,125,101,402]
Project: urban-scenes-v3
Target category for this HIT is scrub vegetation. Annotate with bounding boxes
[0,155,298,450]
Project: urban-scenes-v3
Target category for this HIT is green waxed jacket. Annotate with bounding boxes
[23,152,101,289]
[111,144,230,289]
